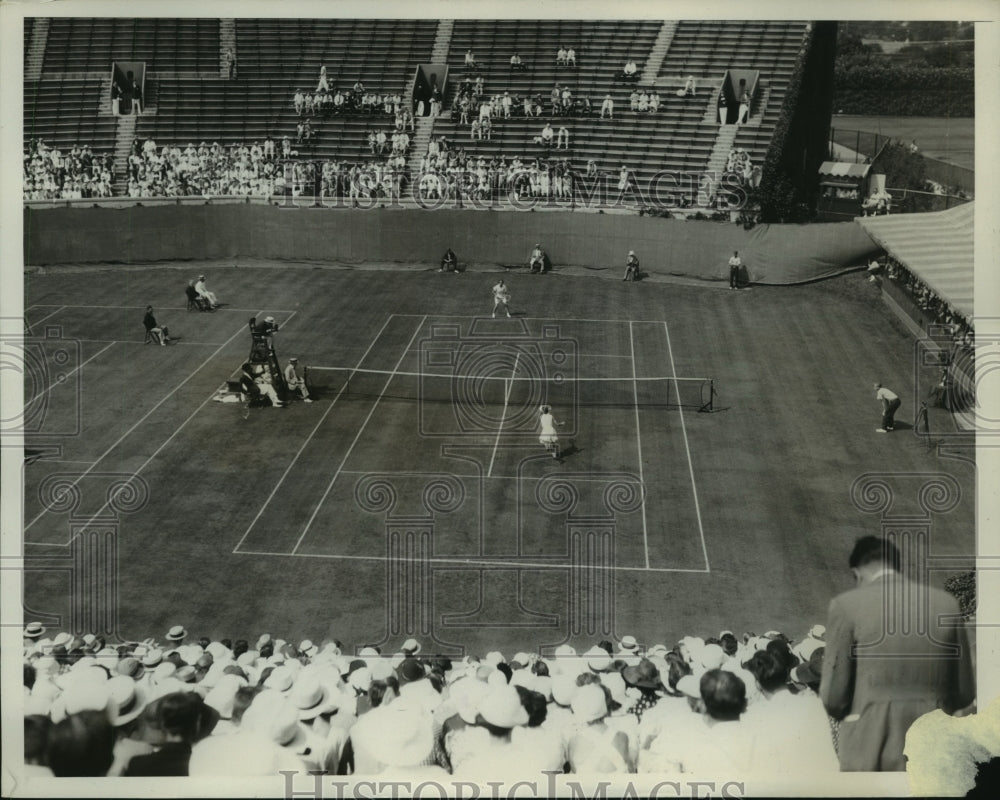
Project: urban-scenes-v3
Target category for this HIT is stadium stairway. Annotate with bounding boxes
[112,114,137,191]
[25,17,48,80]
[431,19,454,63]
[639,21,677,85]
[702,123,738,202]
[219,19,236,78]
[408,115,437,176]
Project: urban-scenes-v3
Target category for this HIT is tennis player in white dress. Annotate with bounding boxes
[492,280,512,318]
[539,405,563,458]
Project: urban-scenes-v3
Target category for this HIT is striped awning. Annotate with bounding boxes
[857,202,974,318]
[818,161,871,178]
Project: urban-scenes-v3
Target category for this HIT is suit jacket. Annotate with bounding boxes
[819,573,974,771]
[123,741,191,777]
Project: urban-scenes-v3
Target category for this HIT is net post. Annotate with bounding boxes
[698,379,714,413]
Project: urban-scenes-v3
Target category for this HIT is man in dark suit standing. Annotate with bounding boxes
[820,536,975,771]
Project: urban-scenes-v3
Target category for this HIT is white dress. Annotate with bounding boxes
[539,412,558,445]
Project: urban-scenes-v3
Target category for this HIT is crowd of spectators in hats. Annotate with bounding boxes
[415,140,581,202]
[293,72,406,120]
[23,139,115,201]
[125,138,288,198]
[881,259,975,354]
[22,620,856,777]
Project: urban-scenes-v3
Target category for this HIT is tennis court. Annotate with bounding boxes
[234,314,711,574]
[19,264,976,652]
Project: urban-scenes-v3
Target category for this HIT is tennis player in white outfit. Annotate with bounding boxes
[492,280,512,318]
[539,405,563,458]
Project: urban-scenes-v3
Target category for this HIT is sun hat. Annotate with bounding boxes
[205,641,232,661]
[165,625,187,642]
[401,638,421,655]
[348,667,373,693]
[621,658,663,690]
[449,676,490,725]
[298,639,317,658]
[50,679,112,723]
[477,684,529,728]
[584,646,612,672]
[203,674,248,719]
[243,696,307,750]
[289,674,340,720]
[116,658,144,680]
[698,644,726,671]
[676,675,702,699]
[369,659,395,682]
[107,675,149,726]
[396,658,426,685]
[571,684,610,723]
[263,666,295,693]
[366,705,435,767]
[24,622,46,639]
[792,648,825,686]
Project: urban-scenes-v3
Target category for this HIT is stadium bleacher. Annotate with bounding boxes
[43,18,221,73]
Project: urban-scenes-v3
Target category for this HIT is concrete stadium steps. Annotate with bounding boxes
[24,78,118,154]
[429,111,716,186]
[447,20,663,108]
[658,20,809,181]
[43,18,221,73]
[234,19,437,85]
[25,17,48,80]
[132,79,403,161]
[431,19,454,63]
[658,20,807,78]
[219,19,237,78]
[639,21,677,84]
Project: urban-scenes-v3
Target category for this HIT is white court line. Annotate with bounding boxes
[28,304,298,313]
[26,342,115,406]
[663,321,710,573]
[28,306,67,326]
[63,338,235,347]
[23,313,262,535]
[290,316,428,555]
[629,322,651,570]
[233,313,397,554]
[233,548,710,574]
[337,469,644,486]
[487,352,519,478]
[392,313,665,324]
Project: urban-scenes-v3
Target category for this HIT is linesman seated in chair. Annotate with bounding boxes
[284,357,312,403]
[241,362,284,407]
[186,281,209,311]
[529,243,550,274]
[440,248,458,273]
[143,306,170,345]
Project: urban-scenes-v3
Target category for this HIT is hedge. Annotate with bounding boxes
[833,62,974,116]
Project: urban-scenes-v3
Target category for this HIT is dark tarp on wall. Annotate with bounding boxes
[742,219,882,284]
[25,206,884,285]
[856,202,974,319]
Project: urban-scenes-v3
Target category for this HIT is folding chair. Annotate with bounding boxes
[143,329,155,344]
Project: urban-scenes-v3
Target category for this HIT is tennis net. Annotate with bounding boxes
[304,366,715,412]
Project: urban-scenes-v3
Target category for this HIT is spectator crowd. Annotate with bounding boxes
[18,535,983,784]
[23,139,114,200]
[22,622,843,778]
